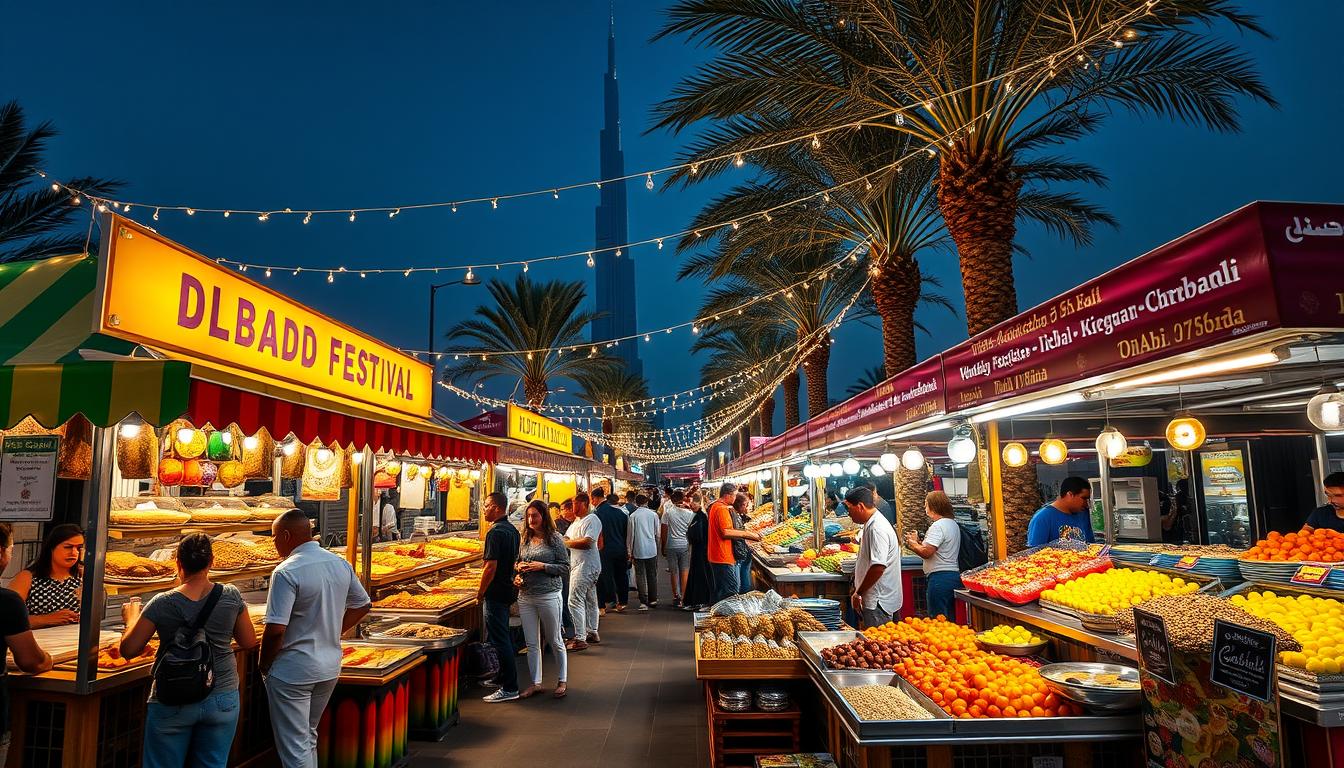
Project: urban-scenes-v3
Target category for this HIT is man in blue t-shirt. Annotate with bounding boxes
[1026,476,1095,547]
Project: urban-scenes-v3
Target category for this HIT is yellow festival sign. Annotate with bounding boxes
[507,403,572,453]
[97,215,432,418]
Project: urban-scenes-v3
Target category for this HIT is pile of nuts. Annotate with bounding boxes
[1114,593,1301,653]
[840,684,935,721]
[821,637,925,671]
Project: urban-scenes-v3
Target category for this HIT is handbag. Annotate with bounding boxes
[152,583,224,705]
[462,641,500,682]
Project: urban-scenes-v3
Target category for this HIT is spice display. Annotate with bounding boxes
[157,457,184,484]
[181,459,203,486]
[1242,527,1344,562]
[1113,593,1301,653]
[240,428,275,478]
[1229,589,1344,674]
[1040,569,1200,615]
[839,685,936,721]
[217,460,246,488]
[115,423,158,479]
[203,540,254,571]
[301,442,341,500]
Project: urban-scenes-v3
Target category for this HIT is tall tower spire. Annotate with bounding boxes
[592,2,642,376]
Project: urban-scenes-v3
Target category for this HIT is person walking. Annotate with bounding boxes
[627,494,660,610]
[623,490,639,515]
[660,490,693,607]
[844,487,903,628]
[905,491,963,620]
[707,483,760,603]
[563,492,603,650]
[0,523,53,764]
[260,510,371,768]
[121,534,257,768]
[478,492,521,703]
[593,487,630,613]
[515,501,569,699]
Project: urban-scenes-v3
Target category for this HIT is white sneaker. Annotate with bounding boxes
[637,605,650,612]
[483,689,519,703]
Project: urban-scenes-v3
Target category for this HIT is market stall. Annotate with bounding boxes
[0,215,497,768]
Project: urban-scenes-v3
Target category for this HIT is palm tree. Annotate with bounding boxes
[1,101,122,263]
[574,367,652,444]
[655,0,1273,335]
[846,365,887,398]
[693,324,793,438]
[441,274,615,408]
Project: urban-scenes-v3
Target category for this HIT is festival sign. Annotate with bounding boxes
[97,215,433,418]
[942,202,1344,412]
[462,406,572,455]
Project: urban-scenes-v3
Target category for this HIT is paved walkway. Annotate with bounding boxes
[410,604,709,767]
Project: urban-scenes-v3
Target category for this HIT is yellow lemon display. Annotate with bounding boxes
[977,624,1044,646]
[1229,590,1344,675]
[1040,568,1199,616]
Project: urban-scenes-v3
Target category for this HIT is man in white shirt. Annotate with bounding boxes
[627,494,661,610]
[563,491,603,650]
[844,487,903,629]
[659,489,694,607]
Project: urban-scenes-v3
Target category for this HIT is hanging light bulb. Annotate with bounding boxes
[1165,413,1207,451]
[869,463,886,477]
[947,427,977,465]
[810,135,821,149]
[828,462,843,477]
[645,173,655,190]
[177,427,198,445]
[801,462,817,479]
[1002,441,1029,468]
[118,422,142,439]
[900,447,925,471]
[350,451,364,465]
[1095,426,1128,461]
[281,439,299,457]
[1307,384,1344,431]
[316,447,333,463]
[879,449,898,473]
[734,154,745,167]
[758,470,772,483]
[586,253,595,268]
[842,457,860,476]
[243,435,259,451]
[1039,437,1069,465]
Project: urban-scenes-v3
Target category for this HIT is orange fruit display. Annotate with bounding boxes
[1242,527,1344,563]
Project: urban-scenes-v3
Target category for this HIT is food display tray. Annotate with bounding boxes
[797,630,864,673]
[338,642,423,678]
[820,670,954,739]
[363,627,469,651]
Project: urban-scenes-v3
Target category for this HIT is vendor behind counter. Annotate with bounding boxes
[1305,471,1344,533]
[8,524,84,629]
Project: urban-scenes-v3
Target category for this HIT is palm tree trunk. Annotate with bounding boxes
[782,372,801,430]
[524,377,549,409]
[938,147,1024,335]
[870,246,921,376]
[737,425,750,457]
[802,338,831,419]
[759,395,775,437]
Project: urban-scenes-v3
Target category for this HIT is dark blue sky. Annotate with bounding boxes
[4,1,1342,437]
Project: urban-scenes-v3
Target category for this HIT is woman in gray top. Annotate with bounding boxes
[514,500,569,698]
[120,533,258,768]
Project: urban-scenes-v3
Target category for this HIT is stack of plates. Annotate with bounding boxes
[1237,561,1312,585]
[1108,547,1159,567]
[788,598,842,629]
[1151,554,1242,583]
[717,686,754,712]
[755,685,792,712]
[839,558,856,575]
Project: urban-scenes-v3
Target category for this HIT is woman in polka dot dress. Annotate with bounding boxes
[10,524,84,628]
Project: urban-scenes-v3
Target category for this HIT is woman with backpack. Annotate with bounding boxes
[904,491,964,621]
[120,534,258,768]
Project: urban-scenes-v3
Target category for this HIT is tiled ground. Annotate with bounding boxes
[409,603,709,767]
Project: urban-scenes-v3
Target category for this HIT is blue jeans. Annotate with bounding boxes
[142,688,241,768]
[710,563,739,604]
[483,598,518,693]
[926,570,963,620]
[737,559,753,594]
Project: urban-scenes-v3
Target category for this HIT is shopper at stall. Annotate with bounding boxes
[120,533,257,768]
[563,491,603,650]
[1305,472,1344,533]
[904,491,963,620]
[627,494,661,610]
[515,501,569,699]
[0,522,53,765]
[376,490,400,541]
[11,523,84,628]
[260,509,372,768]
[844,487,903,628]
[624,490,639,515]
[593,486,630,613]
[1026,477,1095,546]
[682,497,716,611]
[708,483,761,603]
[730,493,758,594]
[661,490,693,607]
[478,491,521,703]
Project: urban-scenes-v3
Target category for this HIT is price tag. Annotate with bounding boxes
[1211,619,1277,703]
[1172,555,1200,570]
[1134,608,1176,685]
[1290,564,1331,586]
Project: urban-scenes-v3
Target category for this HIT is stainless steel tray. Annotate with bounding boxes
[821,670,954,739]
[797,630,863,672]
[364,628,468,651]
[947,710,1141,739]
[339,642,423,677]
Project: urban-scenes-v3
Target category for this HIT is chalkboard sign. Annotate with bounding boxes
[1211,619,1277,703]
[1134,608,1175,685]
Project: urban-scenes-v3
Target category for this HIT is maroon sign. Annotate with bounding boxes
[942,202,1303,411]
[1262,202,1344,329]
[461,409,506,438]
[761,356,945,462]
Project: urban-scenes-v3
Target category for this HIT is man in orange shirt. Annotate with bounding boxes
[707,482,760,603]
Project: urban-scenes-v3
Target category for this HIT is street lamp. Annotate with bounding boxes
[427,276,481,357]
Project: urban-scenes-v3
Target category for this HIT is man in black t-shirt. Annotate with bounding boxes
[593,487,630,612]
[478,492,520,702]
[0,523,53,759]
[1305,472,1344,534]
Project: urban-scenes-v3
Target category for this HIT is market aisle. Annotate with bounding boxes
[410,603,709,767]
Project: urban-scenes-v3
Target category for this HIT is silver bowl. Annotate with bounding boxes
[1037,662,1142,713]
[974,635,1048,657]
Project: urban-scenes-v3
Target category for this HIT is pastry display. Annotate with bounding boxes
[378,623,466,639]
[187,507,253,524]
[109,508,192,526]
[106,551,177,581]
[340,644,416,669]
[204,540,253,571]
[373,591,466,610]
[97,640,157,670]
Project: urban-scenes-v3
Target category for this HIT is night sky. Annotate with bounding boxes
[4,1,1342,444]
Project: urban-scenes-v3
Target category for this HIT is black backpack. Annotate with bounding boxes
[152,583,223,705]
[957,523,989,572]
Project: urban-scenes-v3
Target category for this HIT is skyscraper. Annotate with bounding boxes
[592,11,642,377]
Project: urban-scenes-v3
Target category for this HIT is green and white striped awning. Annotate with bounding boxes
[0,254,190,428]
